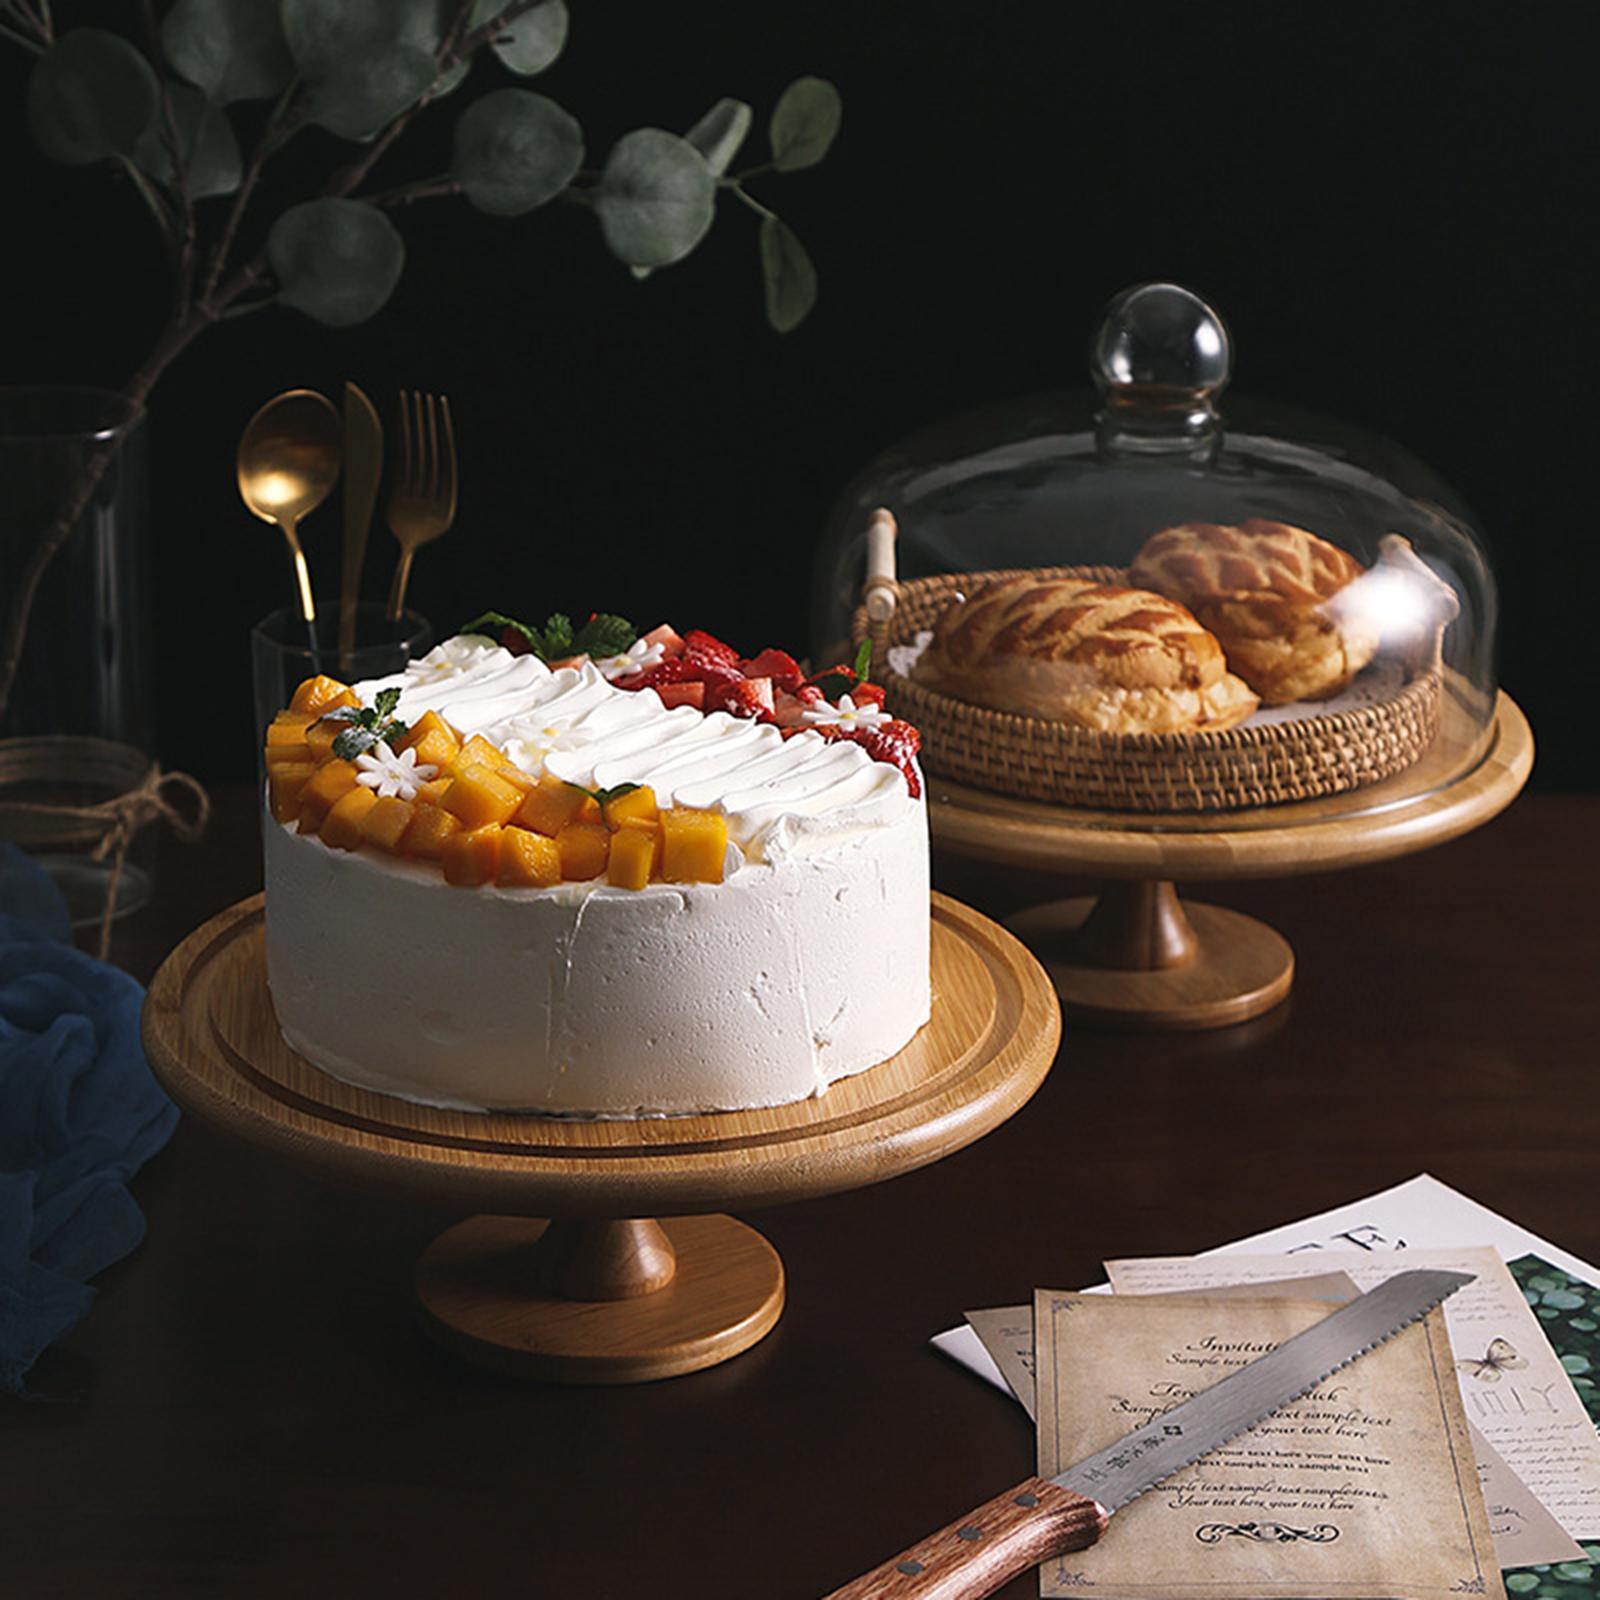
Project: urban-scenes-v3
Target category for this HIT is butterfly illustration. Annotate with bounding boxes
[1456,1338,1528,1382]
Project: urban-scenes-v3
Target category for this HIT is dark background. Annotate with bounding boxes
[2,4,1594,785]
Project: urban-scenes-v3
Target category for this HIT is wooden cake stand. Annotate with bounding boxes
[928,690,1533,1031]
[142,892,1058,1384]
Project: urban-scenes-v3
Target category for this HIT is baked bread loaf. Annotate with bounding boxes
[913,574,1258,734]
[1129,518,1377,704]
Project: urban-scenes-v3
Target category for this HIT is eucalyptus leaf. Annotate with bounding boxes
[282,0,441,139]
[768,75,841,172]
[133,85,242,198]
[758,214,816,333]
[267,198,405,327]
[474,0,568,76]
[27,29,160,165]
[594,129,715,269]
[453,88,582,216]
[684,97,751,177]
[162,0,294,103]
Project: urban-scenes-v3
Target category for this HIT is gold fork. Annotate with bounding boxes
[385,389,457,621]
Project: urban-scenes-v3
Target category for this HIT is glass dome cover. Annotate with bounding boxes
[815,282,1499,826]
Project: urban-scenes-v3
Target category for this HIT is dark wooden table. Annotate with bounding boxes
[5,788,1594,1599]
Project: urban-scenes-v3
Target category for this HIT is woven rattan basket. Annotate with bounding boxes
[853,566,1442,813]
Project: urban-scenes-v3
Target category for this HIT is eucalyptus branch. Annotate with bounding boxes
[0,15,43,53]
[117,155,180,241]
[367,177,462,208]
[725,180,778,223]
[199,83,302,305]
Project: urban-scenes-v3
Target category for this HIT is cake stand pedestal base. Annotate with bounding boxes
[1006,882,1293,1031]
[415,1214,784,1384]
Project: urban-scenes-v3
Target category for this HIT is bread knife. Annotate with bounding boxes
[337,380,384,664]
[821,1268,1473,1600]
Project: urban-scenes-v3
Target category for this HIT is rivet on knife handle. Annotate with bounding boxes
[820,1478,1105,1600]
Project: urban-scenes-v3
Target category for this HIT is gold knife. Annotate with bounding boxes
[338,381,384,663]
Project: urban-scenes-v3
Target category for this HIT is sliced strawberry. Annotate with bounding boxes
[709,676,775,720]
[684,629,741,670]
[816,718,922,798]
[615,657,695,691]
[654,681,705,711]
[849,681,887,709]
[742,647,805,692]
[501,626,535,657]
[547,654,589,671]
[642,623,686,658]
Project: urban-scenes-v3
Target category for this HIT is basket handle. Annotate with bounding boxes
[862,507,899,663]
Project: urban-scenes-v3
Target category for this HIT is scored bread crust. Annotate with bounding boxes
[1129,518,1377,705]
[913,574,1259,733]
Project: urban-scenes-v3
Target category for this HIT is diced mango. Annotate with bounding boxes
[606,823,659,890]
[394,709,461,770]
[306,718,342,761]
[360,795,415,854]
[297,759,359,825]
[400,803,462,860]
[442,824,503,887]
[267,760,318,823]
[497,826,562,888]
[514,775,593,836]
[602,784,658,832]
[321,786,379,850]
[289,675,359,717]
[441,762,525,829]
[556,820,610,881]
[413,776,451,806]
[265,737,313,768]
[660,808,728,884]
[264,713,314,767]
[453,733,517,775]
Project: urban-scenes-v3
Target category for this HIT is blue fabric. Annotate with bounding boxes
[0,845,178,1395]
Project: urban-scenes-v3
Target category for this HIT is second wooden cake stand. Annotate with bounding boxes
[928,690,1533,1030]
[143,892,1057,1385]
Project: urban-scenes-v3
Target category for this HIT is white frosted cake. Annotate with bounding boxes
[260,619,931,1115]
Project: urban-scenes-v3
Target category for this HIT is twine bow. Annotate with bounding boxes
[0,738,211,959]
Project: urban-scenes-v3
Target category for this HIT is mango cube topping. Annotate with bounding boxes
[606,823,659,889]
[602,784,658,831]
[660,808,728,884]
[498,827,562,888]
[289,674,360,717]
[360,795,415,854]
[556,820,611,881]
[395,709,461,770]
[268,687,739,892]
[441,762,526,829]
[514,774,592,837]
[442,824,503,887]
[320,786,379,851]
[400,803,462,860]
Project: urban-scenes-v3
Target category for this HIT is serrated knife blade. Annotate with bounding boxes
[822,1268,1473,1600]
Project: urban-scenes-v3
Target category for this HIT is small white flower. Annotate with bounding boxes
[595,637,666,682]
[355,741,437,800]
[800,693,893,732]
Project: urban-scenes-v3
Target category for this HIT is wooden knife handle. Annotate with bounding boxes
[821,1476,1106,1600]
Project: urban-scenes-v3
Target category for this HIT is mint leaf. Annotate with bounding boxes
[320,705,364,724]
[374,687,402,720]
[853,638,872,682]
[542,612,575,658]
[576,613,636,658]
[460,610,541,652]
[333,726,380,760]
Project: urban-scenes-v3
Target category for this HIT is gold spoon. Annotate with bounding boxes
[237,389,342,652]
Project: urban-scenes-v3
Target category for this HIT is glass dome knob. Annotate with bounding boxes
[1091,283,1232,426]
